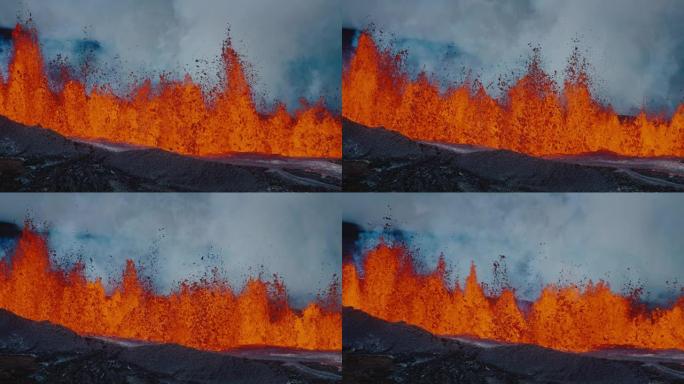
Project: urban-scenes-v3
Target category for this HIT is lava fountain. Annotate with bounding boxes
[0,23,341,158]
[343,32,684,158]
[0,224,341,351]
[343,242,684,353]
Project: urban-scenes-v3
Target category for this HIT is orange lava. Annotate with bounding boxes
[343,243,684,352]
[0,225,341,351]
[0,23,341,158]
[343,32,684,157]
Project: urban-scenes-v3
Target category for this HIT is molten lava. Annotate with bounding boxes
[0,23,341,158]
[0,225,341,351]
[343,32,684,157]
[343,243,684,353]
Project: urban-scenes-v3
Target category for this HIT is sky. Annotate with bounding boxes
[0,194,341,307]
[343,0,684,115]
[342,194,684,303]
[0,0,341,110]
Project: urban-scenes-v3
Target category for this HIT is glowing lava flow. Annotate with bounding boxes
[0,23,341,158]
[0,225,341,351]
[343,32,684,157]
[343,243,684,353]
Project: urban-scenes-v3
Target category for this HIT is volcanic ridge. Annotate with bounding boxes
[343,307,684,384]
[0,116,341,191]
[343,118,684,192]
[0,308,340,383]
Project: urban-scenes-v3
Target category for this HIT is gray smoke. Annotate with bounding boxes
[0,194,341,308]
[343,0,684,114]
[341,194,684,303]
[0,0,341,109]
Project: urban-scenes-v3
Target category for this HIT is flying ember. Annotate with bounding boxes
[0,23,341,158]
[343,242,684,353]
[0,224,341,351]
[343,32,684,158]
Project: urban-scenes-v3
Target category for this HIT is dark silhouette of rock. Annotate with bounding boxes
[343,118,684,192]
[0,116,340,192]
[343,307,684,383]
[0,309,340,383]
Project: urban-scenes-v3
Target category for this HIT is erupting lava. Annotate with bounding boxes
[0,23,341,158]
[0,225,341,351]
[343,32,684,157]
[343,243,684,353]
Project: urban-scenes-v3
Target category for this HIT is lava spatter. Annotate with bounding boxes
[0,23,341,159]
[0,224,341,351]
[343,242,684,352]
[343,32,684,158]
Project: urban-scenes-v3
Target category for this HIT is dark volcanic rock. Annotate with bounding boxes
[0,120,88,158]
[342,309,516,383]
[478,344,649,384]
[0,309,339,383]
[103,149,263,191]
[343,118,684,192]
[0,116,340,192]
[342,307,683,384]
[0,309,91,355]
[343,120,428,160]
[451,150,621,191]
[119,344,293,384]
[343,307,453,354]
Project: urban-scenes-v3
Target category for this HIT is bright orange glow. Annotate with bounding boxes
[0,23,341,158]
[343,32,684,157]
[0,224,341,351]
[343,243,684,352]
